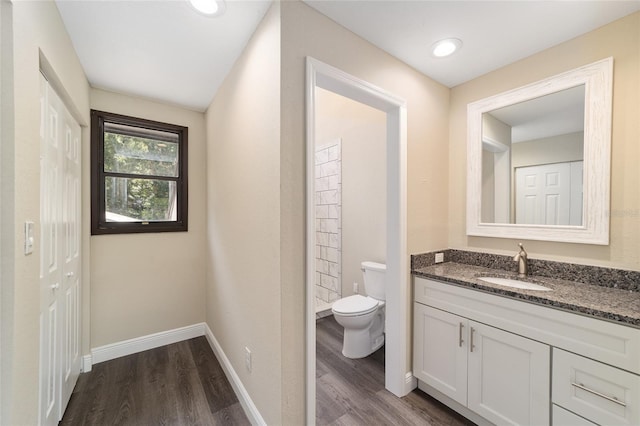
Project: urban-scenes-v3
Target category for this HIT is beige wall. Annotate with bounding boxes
[512,131,584,168]
[204,3,282,424]
[483,113,511,146]
[449,12,640,270]
[481,114,512,223]
[0,1,12,422]
[481,150,495,222]
[280,1,450,421]
[89,89,207,347]
[205,2,450,422]
[3,1,90,423]
[315,88,387,298]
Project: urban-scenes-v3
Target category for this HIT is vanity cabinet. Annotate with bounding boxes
[413,276,640,426]
[414,304,550,426]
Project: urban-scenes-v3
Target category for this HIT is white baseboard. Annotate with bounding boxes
[81,322,264,425]
[204,324,266,426]
[405,372,418,394]
[81,354,93,373]
[89,323,206,367]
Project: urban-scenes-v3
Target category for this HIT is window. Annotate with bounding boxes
[91,110,188,234]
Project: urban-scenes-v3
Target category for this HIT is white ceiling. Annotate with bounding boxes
[56,0,640,111]
[55,0,272,111]
[304,1,640,88]
[489,85,586,143]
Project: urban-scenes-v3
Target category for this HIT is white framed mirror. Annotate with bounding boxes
[467,57,613,245]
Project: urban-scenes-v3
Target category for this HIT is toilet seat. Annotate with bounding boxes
[332,295,379,317]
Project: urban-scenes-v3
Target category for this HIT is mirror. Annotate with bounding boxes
[467,58,613,245]
[481,85,585,225]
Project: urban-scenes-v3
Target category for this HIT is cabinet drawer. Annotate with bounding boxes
[552,348,640,426]
[552,405,596,426]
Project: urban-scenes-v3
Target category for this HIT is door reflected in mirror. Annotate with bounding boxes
[481,85,585,226]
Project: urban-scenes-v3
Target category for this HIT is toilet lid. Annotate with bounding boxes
[332,295,378,316]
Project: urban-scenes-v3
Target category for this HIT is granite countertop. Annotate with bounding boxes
[413,262,640,329]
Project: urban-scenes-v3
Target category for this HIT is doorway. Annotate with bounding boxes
[305,58,410,424]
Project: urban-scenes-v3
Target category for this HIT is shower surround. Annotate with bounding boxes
[315,140,342,315]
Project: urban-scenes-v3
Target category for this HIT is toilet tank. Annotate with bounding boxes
[361,261,386,301]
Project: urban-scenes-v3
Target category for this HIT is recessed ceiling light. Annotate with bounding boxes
[188,0,226,17]
[431,38,462,58]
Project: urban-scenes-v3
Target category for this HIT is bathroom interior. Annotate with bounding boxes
[309,11,640,426]
[312,86,391,420]
[313,87,386,317]
[2,1,640,425]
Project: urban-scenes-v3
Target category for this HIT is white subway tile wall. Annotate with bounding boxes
[315,140,342,312]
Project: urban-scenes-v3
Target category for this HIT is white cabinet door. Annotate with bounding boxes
[413,303,467,406]
[468,321,550,426]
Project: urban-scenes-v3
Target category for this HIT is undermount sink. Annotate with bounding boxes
[478,276,552,291]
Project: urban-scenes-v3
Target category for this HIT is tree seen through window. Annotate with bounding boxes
[91,110,188,234]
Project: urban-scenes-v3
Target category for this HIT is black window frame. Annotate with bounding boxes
[91,109,188,235]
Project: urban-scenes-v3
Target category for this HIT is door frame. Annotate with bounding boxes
[305,57,410,424]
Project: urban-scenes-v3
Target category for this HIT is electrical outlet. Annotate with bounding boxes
[245,347,252,372]
[435,252,444,263]
[353,282,358,294]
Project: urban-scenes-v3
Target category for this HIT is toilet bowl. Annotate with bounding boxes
[331,261,386,359]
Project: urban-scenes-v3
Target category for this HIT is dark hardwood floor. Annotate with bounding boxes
[61,320,473,425]
[317,315,475,426]
[60,336,250,425]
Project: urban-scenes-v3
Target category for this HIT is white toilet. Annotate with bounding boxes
[331,261,386,359]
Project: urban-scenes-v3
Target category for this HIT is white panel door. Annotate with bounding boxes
[413,303,468,406]
[515,162,572,225]
[39,73,61,426]
[60,95,81,414]
[468,321,550,426]
[39,74,81,424]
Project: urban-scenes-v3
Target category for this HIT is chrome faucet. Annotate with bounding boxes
[513,243,528,277]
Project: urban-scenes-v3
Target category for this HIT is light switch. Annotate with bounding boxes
[24,221,34,255]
